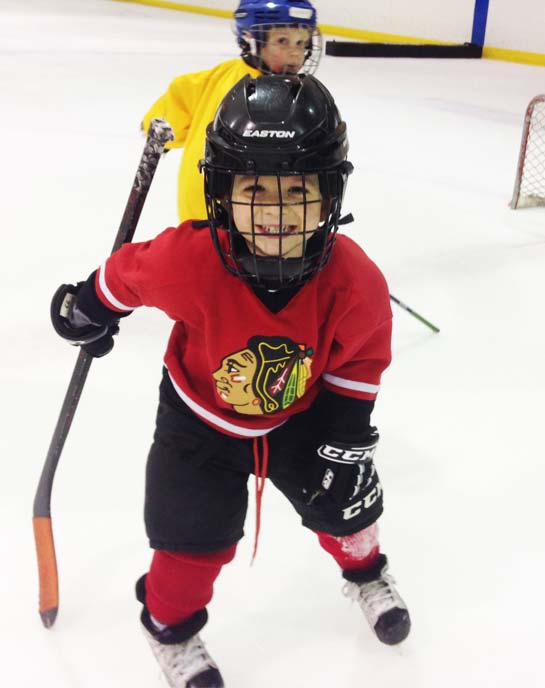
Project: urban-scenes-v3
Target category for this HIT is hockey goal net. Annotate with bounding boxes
[511,94,545,209]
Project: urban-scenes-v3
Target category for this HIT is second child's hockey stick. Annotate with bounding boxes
[32,119,174,628]
[390,293,440,333]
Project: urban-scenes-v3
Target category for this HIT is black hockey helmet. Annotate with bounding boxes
[201,74,353,290]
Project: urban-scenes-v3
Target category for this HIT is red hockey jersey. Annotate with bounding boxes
[95,222,392,438]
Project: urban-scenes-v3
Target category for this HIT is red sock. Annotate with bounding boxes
[145,545,237,626]
[315,523,380,571]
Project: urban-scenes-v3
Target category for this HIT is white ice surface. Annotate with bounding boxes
[2,1,545,686]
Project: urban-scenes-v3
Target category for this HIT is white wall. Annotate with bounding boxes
[313,0,475,43]
[185,0,545,53]
[486,0,545,53]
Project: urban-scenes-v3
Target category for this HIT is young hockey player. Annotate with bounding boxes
[51,74,411,688]
[141,0,322,222]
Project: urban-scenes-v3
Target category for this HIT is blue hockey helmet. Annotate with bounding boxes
[234,0,318,35]
[234,0,321,75]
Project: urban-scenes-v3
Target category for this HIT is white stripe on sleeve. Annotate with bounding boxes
[98,262,134,312]
[322,373,380,394]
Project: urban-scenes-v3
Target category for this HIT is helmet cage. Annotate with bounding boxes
[237,23,323,76]
[202,165,352,290]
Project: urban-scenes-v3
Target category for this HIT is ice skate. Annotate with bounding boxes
[136,573,224,688]
[343,553,411,645]
[142,623,224,688]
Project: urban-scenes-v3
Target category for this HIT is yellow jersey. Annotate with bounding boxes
[142,58,260,222]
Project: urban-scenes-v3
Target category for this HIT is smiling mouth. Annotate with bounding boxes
[254,224,298,236]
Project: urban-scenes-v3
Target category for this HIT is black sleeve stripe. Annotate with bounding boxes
[314,389,375,443]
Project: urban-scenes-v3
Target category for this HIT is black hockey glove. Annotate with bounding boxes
[306,428,380,506]
[50,283,119,358]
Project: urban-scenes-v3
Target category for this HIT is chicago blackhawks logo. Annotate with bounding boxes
[213,335,313,415]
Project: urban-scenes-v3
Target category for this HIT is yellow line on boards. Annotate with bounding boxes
[483,46,545,68]
[113,0,232,20]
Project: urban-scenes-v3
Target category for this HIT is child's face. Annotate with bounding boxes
[231,173,323,259]
[260,26,311,74]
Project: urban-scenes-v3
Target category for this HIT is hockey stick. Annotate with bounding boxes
[389,293,440,333]
[32,119,174,629]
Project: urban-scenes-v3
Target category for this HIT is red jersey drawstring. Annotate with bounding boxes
[251,434,269,564]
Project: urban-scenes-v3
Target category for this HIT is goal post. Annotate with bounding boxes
[511,95,545,209]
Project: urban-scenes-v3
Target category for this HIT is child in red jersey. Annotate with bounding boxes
[142,0,322,222]
[52,74,411,688]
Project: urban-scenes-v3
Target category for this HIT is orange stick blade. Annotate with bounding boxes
[32,517,59,628]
